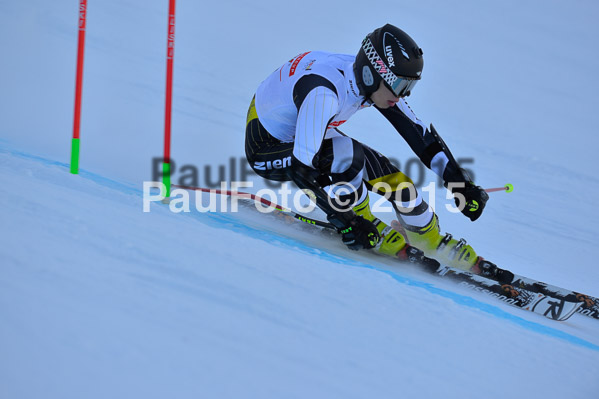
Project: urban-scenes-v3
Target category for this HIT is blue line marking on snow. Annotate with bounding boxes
[2,146,142,197]
[197,211,599,352]
[5,145,598,352]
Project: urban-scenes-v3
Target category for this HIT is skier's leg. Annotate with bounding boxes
[360,144,479,270]
[315,134,368,208]
[310,135,411,257]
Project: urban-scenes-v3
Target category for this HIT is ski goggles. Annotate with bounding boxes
[386,75,419,98]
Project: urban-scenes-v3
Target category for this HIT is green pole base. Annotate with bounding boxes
[162,162,171,198]
[70,138,80,174]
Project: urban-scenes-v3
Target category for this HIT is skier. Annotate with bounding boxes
[244,23,507,281]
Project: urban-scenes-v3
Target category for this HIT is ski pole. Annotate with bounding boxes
[484,183,514,193]
[173,182,513,230]
[173,184,335,229]
[428,125,514,196]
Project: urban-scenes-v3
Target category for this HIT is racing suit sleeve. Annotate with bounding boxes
[292,75,339,168]
[375,99,467,183]
[288,74,351,218]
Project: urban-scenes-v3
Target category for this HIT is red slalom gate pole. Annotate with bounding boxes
[70,0,87,174]
[162,0,176,198]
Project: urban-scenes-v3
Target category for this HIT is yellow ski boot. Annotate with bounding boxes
[353,196,409,258]
[396,214,478,271]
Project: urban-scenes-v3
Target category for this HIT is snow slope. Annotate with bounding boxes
[1,0,599,398]
[2,144,598,399]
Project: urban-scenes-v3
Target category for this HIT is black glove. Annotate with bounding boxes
[447,181,489,222]
[328,212,380,250]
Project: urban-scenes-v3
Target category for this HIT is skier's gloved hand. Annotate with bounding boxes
[327,212,380,250]
[446,181,489,222]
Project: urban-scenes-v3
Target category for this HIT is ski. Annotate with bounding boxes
[499,272,599,320]
[426,265,582,321]
[471,259,599,320]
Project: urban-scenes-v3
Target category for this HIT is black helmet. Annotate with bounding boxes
[354,24,424,98]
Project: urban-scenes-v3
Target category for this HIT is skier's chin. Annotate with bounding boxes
[376,100,396,109]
